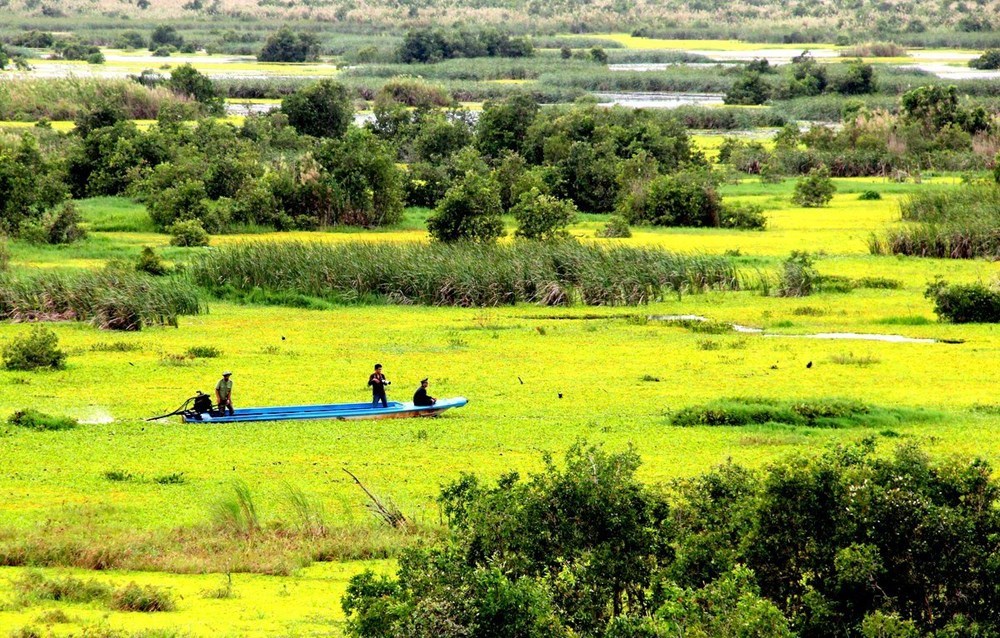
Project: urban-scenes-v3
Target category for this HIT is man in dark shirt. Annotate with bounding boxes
[413,378,436,407]
[368,363,389,408]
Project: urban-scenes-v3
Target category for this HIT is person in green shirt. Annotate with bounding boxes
[215,371,234,416]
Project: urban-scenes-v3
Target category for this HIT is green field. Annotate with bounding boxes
[1,174,1000,635]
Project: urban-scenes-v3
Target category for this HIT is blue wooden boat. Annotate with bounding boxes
[180,397,468,423]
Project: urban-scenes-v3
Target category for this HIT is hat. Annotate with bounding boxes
[223,371,232,376]
[421,378,429,383]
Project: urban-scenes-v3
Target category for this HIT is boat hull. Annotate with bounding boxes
[181,397,468,423]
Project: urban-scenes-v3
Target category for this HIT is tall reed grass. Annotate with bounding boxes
[191,240,742,307]
[870,185,1000,258]
[0,268,202,329]
[0,78,195,121]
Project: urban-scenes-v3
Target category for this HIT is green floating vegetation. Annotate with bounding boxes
[671,397,935,428]
[191,240,743,307]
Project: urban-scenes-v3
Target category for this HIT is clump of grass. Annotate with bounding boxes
[640,374,661,382]
[201,573,236,600]
[186,346,220,358]
[0,269,201,331]
[89,341,142,353]
[159,353,193,366]
[35,609,72,624]
[792,306,824,316]
[877,315,933,325]
[103,469,135,482]
[698,340,721,351]
[283,484,327,538]
[13,572,112,604]
[153,472,186,485]
[775,251,817,297]
[854,276,902,290]
[8,409,77,431]
[829,352,881,366]
[212,479,261,537]
[110,582,176,612]
[858,190,882,201]
[840,42,907,57]
[191,240,741,307]
[671,397,919,428]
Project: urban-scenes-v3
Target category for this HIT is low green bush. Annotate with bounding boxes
[671,397,875,427]
[792,166,836,207]
[597,215,632,238]
[720,202,767,230]
[186,345,220,358]
[136,247,169,276]
[2,326,67,371]
[858,190,882,200]
[775,251,818,297]
[7,409,77,431]
[168,219,210,247]
[925,279,1000,323]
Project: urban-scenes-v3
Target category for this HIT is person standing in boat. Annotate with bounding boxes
[215,371,235,416]
[368,363,390,408]
[413,378,437,407]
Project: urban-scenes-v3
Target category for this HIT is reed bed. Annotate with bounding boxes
[0,77,194,121]
[870,185,1000,258]
[190,240,742,307]
[0,269,202,330]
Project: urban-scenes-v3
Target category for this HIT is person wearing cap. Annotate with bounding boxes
[216,371,234,416]
[413,378,437,407]
[368,364,389,408]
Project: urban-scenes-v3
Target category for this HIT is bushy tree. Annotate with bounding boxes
[0,134,68,236]
[397,27,532,63]
[834,59,876,95]
[476,93,539,159]
[281,80,353,138]
[512,189,578,240]
[723,71,772,106]
[314,128,405,227]
[427,172,504,242]
[792,166,836,207]
[168,64,224,115]
[150,25,184,50]
[258,26,320,62]
[618,171,722,227]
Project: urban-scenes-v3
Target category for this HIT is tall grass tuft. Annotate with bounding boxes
[0,78,197,121]
[0,269,201,330]
[191,240,742,307]
[283,484,327,538]
[212,479,261,537]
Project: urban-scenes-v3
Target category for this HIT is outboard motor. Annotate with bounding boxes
[192,392,213,414]
[147,391,216,421]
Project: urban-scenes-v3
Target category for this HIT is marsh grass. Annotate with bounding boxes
[212,479,261,537]
[110,582,175,612]
[0,269,201,330]
[89,341,143,353]
[185,345,220,358]
[672,397,932,428]
[103,469,135,482]
[191,240,742,307]
[13,571,112,605]
[201,573,236,600]
[283,484,327,538]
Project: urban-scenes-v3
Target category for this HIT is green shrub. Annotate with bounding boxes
[86,51,106,65]
[512,189,578,240]
[720,202,767,230]
[969,49,1000,70]
[136,247,168,276]
[792,166,836,207]
[42,201,87,245]
[619,172,722,227]
[168,219,210,247]
[186,345,220,358]
[110,582,176,612]
[2,326,67,371]
[7,409,77,431]
[13,572,111,604]
[858,190,882,200]
[598,215,632,238]
[258,26,319,63]
[427,172,504,243]
[776,251,818,297]
[925,279,1000,323]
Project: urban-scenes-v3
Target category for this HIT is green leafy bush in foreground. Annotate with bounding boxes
[2,326,66,371]
[343,440,1000,637]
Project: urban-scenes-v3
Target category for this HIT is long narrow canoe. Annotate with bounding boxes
[181,397,468,423]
